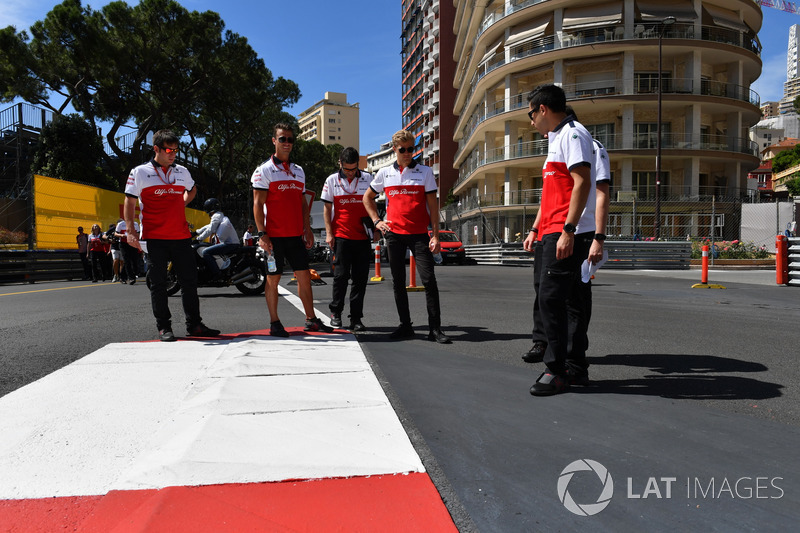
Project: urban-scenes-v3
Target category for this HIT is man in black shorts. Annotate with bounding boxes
[251,123,333,336]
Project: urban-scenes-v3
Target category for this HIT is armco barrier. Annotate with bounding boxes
[788,237,800,287]
[465,241,692,269]
[0,249,84,284]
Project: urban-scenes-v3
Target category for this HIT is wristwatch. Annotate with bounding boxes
[563,223,576,234]
[257,231,265,238]
[594,233,607,241]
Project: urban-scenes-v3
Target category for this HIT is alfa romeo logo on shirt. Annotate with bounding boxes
[277,183,303,192]
[557,459,614,516]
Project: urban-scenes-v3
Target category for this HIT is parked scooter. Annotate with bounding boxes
[147,241,267,296]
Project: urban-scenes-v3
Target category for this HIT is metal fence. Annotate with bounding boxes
[442,196,798,253]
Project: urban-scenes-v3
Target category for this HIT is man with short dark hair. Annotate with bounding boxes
[523,85,593,396]
[363,129,450,344]
[252,123,333,336]
[76,226,90,280]
[124,129,220,342]
[322,147,373,331]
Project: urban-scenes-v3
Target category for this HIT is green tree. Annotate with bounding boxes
[786,176,800,196]
[31,114,116,190]
[794,95,800,115]
[0,0,300,191]
[771,144,800,174]
[290,139,344,196]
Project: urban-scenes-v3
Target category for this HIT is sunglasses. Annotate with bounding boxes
[527,107,539,121]
[159,146,179,154]
[396,145,415,154]
[341,165,359,172]
[277,136,294,144]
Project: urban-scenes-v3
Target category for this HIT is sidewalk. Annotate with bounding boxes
[0,330,457,532]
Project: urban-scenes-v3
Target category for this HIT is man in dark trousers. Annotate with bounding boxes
[322,147,373,332]
[363,129,450,344]
[524,85,593,396]
[124,129,220,342]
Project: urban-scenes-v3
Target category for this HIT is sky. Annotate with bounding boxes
[3,1,800,153]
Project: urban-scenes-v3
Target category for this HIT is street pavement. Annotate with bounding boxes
[0,264,798,531]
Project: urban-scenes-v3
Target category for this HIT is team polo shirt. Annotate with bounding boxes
[370,161,437,235]
[251,156,306,238]
[125,161,194,241]
[321,170,373,240]
[115,220,140,243]
[539,116,594,236]
[576,139,612,234]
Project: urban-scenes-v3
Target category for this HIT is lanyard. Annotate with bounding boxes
[337,174,360,195]
[152,162,175,185]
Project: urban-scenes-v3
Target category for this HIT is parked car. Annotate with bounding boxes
[430,229,466,264]
[372,229,466,265]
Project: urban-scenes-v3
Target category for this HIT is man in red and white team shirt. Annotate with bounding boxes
[322,147,373,332]
[523,85,593,397]
[363,129,450,344]
[114,218,140,285]
[252,123,333,337]
[124,129,220,342]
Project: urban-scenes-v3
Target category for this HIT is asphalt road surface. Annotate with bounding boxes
[1,264,798,531]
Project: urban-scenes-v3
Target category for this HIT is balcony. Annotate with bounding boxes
[459,21,761,115]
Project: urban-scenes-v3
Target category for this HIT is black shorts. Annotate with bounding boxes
[270,236,309,275]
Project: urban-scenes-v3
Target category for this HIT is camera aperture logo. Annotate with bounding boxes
[558,459,614,516]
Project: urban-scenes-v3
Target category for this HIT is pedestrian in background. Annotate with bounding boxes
[322,147,373,332]
[251,123,333,337]
[363,129,450,344]
[76,226,90,280]
[87,224,107,282]
[115,218,140,285]
[124,129,220,342]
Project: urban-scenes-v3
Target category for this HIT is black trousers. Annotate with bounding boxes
[121,242,139,280]
[536,232,593,374]
[385,231,441,330]
[80,252,91,279]
[146,238,202,331]
[329,238,372,320]
[90,251,107,281]
[532,233,593,373]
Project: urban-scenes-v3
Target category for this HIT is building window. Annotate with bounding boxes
[634,123,670,149]
[634,72,672,93]
[585,123,615,149]
[329,136,336,141]
[632,170,669,199]
[328,118,336,124]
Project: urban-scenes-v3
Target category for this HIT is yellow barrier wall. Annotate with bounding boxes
[33,175,209,249]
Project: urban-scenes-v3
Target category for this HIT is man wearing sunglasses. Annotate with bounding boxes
[252,123,333,336]
[363,129,450,344]
[321,147,374,332]
[124,129,220,342]
[523,85,593,396]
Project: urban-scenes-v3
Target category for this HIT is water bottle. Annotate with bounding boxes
[266,251,277,273]
[433,252,443,265]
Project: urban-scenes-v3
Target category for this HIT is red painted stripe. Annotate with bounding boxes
[0,474,457,532]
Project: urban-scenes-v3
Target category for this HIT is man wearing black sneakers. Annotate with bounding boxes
[525,85,593,396]
[252,123,333,337]
[124,130,220,342]
[363,129,450,344]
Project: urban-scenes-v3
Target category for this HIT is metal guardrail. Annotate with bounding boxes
[465,241,692,269]
[788,237,800,287]
[0,249,84,284]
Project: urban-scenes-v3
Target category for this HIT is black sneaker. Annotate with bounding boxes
[330,314,342,328]
[522,341,547,363]
[348,319,366,332]
[158,329,176,342]
[305,317,334,333]
[389,323,415,340]
[269,320,290,337]
[186,323,221,337]
[427,329,451,344]
[530,371,570,396]
[566,368,590,386]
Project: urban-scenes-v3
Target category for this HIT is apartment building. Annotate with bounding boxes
[401,0,458,208]
[448,0,762,243]
[297,92,360,151]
